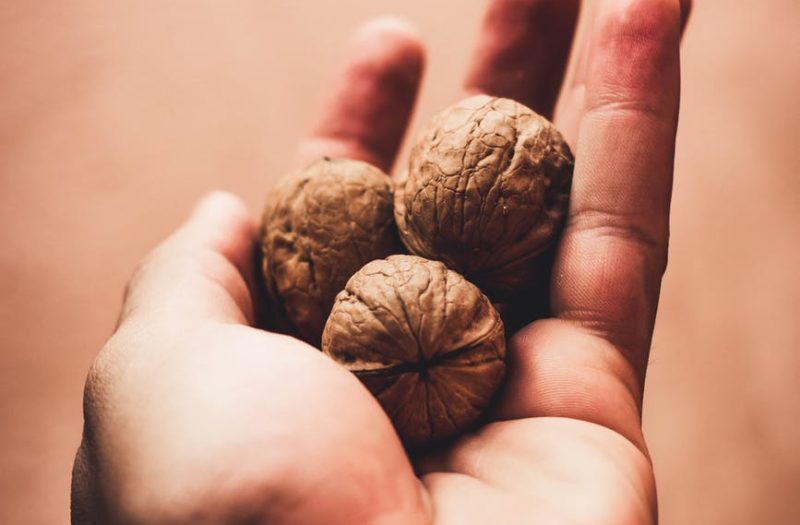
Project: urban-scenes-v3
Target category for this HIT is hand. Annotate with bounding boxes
[72,1,691,523]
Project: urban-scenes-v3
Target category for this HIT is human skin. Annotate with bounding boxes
[71,0,691,523]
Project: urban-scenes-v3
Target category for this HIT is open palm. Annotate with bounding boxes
[72,1,690,523]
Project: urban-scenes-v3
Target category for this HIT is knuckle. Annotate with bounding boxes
[568,206,667,261]
[81,333,126,428]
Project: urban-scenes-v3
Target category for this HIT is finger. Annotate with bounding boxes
[553,0,682,373]
[556,0,693,144]
[295,18,425,173]
[495,0,683,450]
[463,0,580,119]
[119,191,257,326]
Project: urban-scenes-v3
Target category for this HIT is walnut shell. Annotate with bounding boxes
[260,158,398,346]
[396,95,573,298]
[322,255,506,447]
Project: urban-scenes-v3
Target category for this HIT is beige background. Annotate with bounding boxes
[1,1,798,523]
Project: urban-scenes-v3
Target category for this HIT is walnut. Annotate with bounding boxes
[260,158,398,346]
[321,255,506,447]
[395,95,573,298]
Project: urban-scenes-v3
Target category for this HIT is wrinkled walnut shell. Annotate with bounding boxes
[322,255,506,447]
[260,158,398,346]
[396,95,573,298]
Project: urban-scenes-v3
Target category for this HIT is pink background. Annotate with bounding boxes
[1,1,798,523]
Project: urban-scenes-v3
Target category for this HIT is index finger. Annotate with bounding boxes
[494,0,684,450]
[553,0,683,372]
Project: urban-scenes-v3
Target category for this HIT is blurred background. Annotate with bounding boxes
[1,0,798,523]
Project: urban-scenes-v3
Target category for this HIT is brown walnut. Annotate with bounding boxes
[395,95,573,298]
[260,157,398,346]
[321,255,506,447]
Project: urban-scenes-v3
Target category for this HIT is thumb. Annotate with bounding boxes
[119,191,257,326]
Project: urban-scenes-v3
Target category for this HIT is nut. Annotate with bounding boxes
[395,95,573,298]
[322,255,506,447]
[260,157,398,346]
